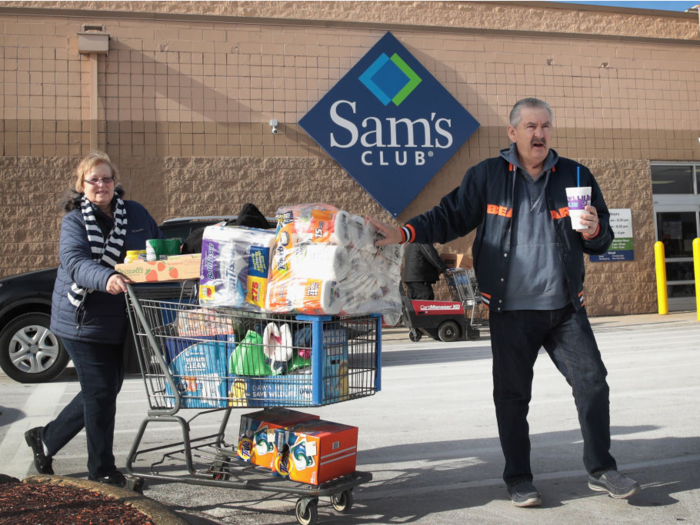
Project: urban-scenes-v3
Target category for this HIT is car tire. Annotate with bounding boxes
[0,313,70,383]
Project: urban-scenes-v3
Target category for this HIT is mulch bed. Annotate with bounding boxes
[0,475,154,525]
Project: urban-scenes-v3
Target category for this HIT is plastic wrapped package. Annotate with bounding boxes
[199,224,276,311]
[266,204,404,324]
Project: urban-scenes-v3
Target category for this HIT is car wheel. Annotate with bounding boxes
[0,313,70,383]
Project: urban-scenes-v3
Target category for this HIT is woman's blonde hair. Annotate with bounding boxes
[74,150,119,193]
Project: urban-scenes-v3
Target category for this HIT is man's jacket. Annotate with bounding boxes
[406,151,613,313]
[403,243,448,284]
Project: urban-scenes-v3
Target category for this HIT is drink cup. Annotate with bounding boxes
[565,186,591,231]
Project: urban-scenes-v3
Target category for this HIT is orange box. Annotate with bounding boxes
[237,409,319,470]
[440,251,472,270]
[273,419,358,485]
[115,254,201,282]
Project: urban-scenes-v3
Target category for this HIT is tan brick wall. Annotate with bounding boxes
[1,1,698,315]
[4,1,699,40]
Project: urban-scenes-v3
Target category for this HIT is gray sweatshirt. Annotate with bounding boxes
[499,144,570,311]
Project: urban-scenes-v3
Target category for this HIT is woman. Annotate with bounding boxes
[24,151,163,487]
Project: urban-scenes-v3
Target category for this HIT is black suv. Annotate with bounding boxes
[0,217,248,383]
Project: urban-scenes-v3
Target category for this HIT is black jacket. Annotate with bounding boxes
[406,151,613,313]
[403,243,447,284]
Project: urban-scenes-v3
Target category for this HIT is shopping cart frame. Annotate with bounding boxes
[124,282,377,524]
[444,268,487,333]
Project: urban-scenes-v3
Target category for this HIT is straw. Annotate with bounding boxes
[577,166,580,187]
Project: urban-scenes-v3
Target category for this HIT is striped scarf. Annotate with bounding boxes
[67,195,128,308]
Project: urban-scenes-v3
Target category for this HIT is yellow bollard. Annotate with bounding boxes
[654,241,668,315]
[694,238,700,321]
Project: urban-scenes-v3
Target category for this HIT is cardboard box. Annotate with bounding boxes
[273,419,358,485]
[440,252,472,270]
[115,254,201,283]
[237,409,319,470]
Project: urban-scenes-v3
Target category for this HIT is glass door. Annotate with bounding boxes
[655,209,699,310]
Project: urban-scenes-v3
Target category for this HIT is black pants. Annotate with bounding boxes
[489,305,616,486]
[406,281,435,300]
[42,338,124,477]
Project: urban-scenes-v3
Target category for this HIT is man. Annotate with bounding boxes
[403,243,449,300]
[370,98,639,507]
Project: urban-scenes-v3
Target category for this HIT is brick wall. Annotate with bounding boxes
[1,2,698,315]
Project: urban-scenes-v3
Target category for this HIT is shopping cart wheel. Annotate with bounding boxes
[126,476,144,493]
[330,490,354,513]
[295,497,319,525]
[438,321,460,343]
[209,460,230,481]
[408,329,422,342]
[467,327,480,340]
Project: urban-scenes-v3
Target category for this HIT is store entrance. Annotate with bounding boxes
[655,209,699,311]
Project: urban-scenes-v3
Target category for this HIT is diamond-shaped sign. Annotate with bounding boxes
[299,32,480,217]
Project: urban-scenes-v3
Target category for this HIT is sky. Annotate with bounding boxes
[555,1,699,11]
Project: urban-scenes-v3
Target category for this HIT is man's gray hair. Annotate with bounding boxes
[509,98,553,127]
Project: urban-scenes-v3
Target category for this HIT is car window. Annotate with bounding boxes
[159,220,221,243]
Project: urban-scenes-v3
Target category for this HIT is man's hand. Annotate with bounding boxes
[106,273,131,295]
[580,205,600,237]
[367,216,403,246]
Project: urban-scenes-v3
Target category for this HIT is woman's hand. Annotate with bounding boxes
[106,273,130,295]
[367,216,403,247]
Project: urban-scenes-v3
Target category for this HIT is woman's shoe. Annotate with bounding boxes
[88,470,127,488]
[24,427,54,475]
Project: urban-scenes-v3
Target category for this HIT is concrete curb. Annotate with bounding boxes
[22,475,189,525]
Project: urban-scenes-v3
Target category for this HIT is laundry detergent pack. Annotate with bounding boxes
[273,419,359,485]
[236,409,319,470]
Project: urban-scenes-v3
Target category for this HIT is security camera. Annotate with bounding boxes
[269,119,279,135]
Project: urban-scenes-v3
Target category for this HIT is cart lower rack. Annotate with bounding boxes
[124,282,380,525]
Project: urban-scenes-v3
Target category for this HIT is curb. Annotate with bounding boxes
[22,475,189,525]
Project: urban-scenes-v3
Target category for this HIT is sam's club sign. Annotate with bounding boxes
[299,32,480,217]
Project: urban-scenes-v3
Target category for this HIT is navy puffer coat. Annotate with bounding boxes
[50,191,163,344]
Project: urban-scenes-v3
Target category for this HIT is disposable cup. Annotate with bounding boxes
[565,186,591,231]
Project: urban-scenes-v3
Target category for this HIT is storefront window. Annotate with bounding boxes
[651,165,694,195]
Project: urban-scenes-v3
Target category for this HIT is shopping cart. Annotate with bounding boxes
[124,281,379,525]
[445,268,487,336]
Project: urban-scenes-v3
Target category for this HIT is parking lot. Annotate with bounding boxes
[1,311,700,524]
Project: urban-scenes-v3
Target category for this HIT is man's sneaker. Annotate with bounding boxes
[88,470,127,488]
[24,427,54,475]
[507,481,542,507]
[588,470,640,499]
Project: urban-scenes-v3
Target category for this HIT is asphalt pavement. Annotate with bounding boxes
[1,310,699,524]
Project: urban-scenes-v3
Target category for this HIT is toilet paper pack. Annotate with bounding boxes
[266,204,403,323]
[199,224,276,311]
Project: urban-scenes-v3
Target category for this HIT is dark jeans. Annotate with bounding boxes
[406,281,435,300]
[490,304,616,486]
[42,338,124,477]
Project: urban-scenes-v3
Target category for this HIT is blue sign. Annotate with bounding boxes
[299,32,480,217]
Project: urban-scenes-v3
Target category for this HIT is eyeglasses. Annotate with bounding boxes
[84,177,115,186]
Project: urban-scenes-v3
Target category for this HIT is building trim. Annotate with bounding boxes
[1,5,699,48]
